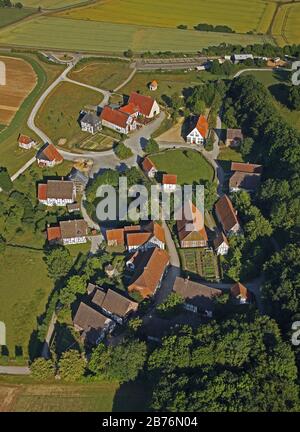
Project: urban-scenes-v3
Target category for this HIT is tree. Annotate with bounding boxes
[194,99,206,115]
[124,49,133,58]
[288,86,300,111]
[240,137,254,158]
[31,357,55,380]
[58,350,86,382]
[204,180,217,211]
[157,293,184,317]
[89,340,147,383]
[45,247,73,280]
[59,275,87,306]
[115,142,133,160]
[0,167,12,192]
[144,137,159,154]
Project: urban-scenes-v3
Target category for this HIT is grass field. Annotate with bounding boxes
[272,2,300,45]
[35,81,103,148]
[0,16,273,53]
[69,58,132,91]
[0,52,65,176]
[0,8,34,28]
[0,379,150,412]
[150,149,214,185]
[22,0,86,8]
[58,0,274,34]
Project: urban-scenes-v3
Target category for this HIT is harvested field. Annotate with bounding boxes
[0,56,37,125]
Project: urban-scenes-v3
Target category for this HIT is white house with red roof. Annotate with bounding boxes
[213,231,229,255]
[100,106,137,135]
[162,174,177,193]
[36,143,63,167]
[126,92,160,119]
[187,115,209,145]
[38,180,76,207]
[18,134,36,150]
[142,157,157,178]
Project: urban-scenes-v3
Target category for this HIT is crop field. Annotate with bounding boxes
[0,8,35,28]
[22,0,86,8]
[35,81,103,148]
[0,16,273,53]
[150,149,214,185]
[272,3,300,45]
[58,0,274,34]
[0,56,37,125]
[68,58,132,91]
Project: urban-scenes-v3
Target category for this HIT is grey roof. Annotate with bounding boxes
[81,112,100,127]
[173,277,221,311]
[69,168,89,186]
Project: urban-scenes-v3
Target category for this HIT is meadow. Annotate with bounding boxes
[0,16,273,54]
[35,81,103,148]
[150,149,214,185]
[272,2,300,45]
[22,0,86,8]
[68,58,132,91]
[0,8,34,28]
[58,0,274,34]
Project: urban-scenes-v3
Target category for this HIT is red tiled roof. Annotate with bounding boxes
[196,115,208,138]
[231,282,251,301]
[119,102,138,115]
[127,232,152,247]
[231,162,263,174]
[19,134,33,145]
[153,223,165,244]
[129,92,155,117]
[124,225,141,232]
[100,106,130,129]
[106,228,125,245]
[177,201,207,243]
[215,195,239,233]
[162,174,177,185]
[47,226,61,242]
[39,143,63,163]
[142,157,156,173]
[38,184,47,201]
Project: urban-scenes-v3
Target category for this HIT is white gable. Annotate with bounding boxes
[187,127,204,139]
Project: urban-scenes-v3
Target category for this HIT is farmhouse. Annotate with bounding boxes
[142,157,157,178]
[128,247,169,298]
[162,174,177,192]
[106,222,165,251]
[232,54,253,64]
[229,171,261,193]
[106,228,125,246]
[173,276,221,315]
[127,232,152,252]
[231,162,263,174]
[230,282,251,304]
[47,219,88,245]
[18,134,36,150]
[127,92,160,118]
[177,201,208,248]
[73,302,115,346]
[215,195,241,236]
[38,180,76,206]
[80,112,101,134]
[213,231,229,256]
[89,285,138,324]
[225,129,243,147]
[36,143,63,167]
[100,105,137,134]
[186,115,208,145]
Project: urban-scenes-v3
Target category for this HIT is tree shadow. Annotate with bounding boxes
[269,83,291,108]
[112,378,152,412]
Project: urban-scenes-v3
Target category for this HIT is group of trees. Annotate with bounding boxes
[0,0,23,8]
[194,23,235,33]
[115,142,133,160]
[201,42,300,59]
[288,86,300,111]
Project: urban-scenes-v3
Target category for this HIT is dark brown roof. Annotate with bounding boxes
[46,180,74,200]
[173,277,221,310]
[215,195,239,232]
[231,162,263,174]
[226,129,243,140]
[92,288,138,318]
[59,219,88,239]
[213,231,229,249]
[73,302,112,332]
[229,172,261,191]
[177,201,208,243]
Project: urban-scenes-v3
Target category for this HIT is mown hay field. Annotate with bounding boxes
[57,0,274,34]
[22,0,86,8]
[0,56,37,125]
[0,17,273,53]
[272,3,300,45]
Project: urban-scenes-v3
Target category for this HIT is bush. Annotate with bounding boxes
[144,137,159,154]
[31,357,55,380]
[58,350,86,382]
[0,167,13,192]
[115,142,133,160]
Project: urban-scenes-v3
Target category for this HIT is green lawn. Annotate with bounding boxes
[0,16,273,53]
[0,52,65,176]
[0,8,35,28]
[35,81,103,148]
[150,149,214,184]
[69,58,132,92]
[58,0,274,34]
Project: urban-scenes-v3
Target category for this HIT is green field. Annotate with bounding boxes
[35,81,103,148]
[180,248,220,281]
[150,149,214,185]
[0,52,65,176]
[0,16,273,53]
[0,8,35,28]
[22,0,86,8]
[69,58,132,91]
[272,2,300,45]
[59,0,274,34]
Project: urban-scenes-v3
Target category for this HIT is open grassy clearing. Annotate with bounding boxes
[58,0,273,34]
[150,149,214,185]
[69,58,132,91]
[0,8,35,28]
[22,0,87,8]
[0,16,274,53]
[35,81,103,148]
[0,52,65,176]
[272,2,300,45]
